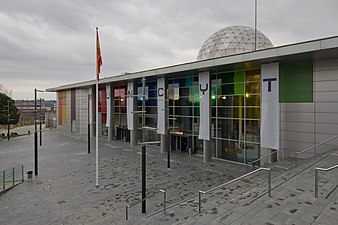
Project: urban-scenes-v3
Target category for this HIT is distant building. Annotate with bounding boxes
[15,99,56,125]
[47,25,338,165]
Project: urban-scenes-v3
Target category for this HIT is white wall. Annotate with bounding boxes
[77,88,89,134]
[314,58,338,154]
[281,58,338,158]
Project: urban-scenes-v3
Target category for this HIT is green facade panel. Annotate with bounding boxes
[279,61,313,102]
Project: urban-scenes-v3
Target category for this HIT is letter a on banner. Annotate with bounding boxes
[198,71,210,140]
[127,81,134,130]
[105,84,111,127]
[261,63,279,149]
[157,77,165,135]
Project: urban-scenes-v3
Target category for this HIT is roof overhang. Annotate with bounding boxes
[46,36,338,92]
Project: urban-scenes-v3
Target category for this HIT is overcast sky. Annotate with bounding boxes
[1,0,338,100]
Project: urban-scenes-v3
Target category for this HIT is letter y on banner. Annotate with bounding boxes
[198,71,211,140]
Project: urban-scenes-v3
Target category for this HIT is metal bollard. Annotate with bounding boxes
[12,167,15,186]
[268,169,271,197]
[198,190,205,213]
[251,162,256,171]
[22,165,24,182]
[315,169,318,198]
[295,153,297,165]
[2,170,5,190]
[160,189,166,214]
[126,205,129,220]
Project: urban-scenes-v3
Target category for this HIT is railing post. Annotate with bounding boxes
[198,190,202,213]
[22,165,24,182]
[126,205,129,220]
[315,169,318,198]
[141,145,146,213]
[268,169,271,197]
[2,170,5,190]
[12,167,15,186]
[295,153,297,165]
[160,189,166,214]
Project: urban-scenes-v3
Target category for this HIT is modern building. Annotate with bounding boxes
[47,25,338,165]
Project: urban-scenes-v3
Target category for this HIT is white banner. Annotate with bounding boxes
[261,63,279,149]
[198,71,210,140]
[89,87,93,124]
[157,77,165,135]
[106,84,111,127]
[127,81,134,130]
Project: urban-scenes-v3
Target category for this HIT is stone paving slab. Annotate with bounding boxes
[1,128,337,224]
[0,129,247,224]
[149,149,338,225]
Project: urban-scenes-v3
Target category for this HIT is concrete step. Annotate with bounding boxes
[139,150,338,224]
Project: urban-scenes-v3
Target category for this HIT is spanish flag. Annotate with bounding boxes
[96,28,103,81]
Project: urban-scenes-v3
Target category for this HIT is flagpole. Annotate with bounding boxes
[96,79,99,187]
[254,0,257,51]
[95,27,100,187]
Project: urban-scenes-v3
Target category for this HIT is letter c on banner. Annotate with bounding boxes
[158,88,164,97]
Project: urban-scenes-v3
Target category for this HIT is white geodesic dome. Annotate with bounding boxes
[196,25,273,60]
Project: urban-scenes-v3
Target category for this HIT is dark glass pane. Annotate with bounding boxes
[245,107,260,119]
[217,118,240,140]
[245,69,260,81]
[246,82,260,94]
[180,87,190,97]
[216,139,244,163]
[245,120,260,143]
[246,94,260,106]
[176,96,192,107]
[177,117,192,134]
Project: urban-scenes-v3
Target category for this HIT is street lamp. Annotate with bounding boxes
[40,98,42,146]
[34,88,44,176]
[141,77,146,213]
[1,101,11,140]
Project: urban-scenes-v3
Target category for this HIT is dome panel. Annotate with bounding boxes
[197,25,273,60]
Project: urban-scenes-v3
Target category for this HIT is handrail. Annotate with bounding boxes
[315,164,338,197]
[0,165,24,193]
[295,135,338,165]
[247,150,284,172]
[198,167,271,213]
[126,189,166,220]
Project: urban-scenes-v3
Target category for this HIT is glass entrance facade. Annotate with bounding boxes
[168,73,203,154]
[167,67,261,163]
[211,68,261,163]
[95,67,261,163]
[136,77,160,144]
[113,82,128,140]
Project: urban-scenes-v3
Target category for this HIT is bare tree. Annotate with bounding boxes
[0,83,13,97]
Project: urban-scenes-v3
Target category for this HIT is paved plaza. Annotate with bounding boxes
[0,128,337,225]
[0,129,248,224]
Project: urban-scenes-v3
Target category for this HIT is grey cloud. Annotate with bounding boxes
[1,0,338,99]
